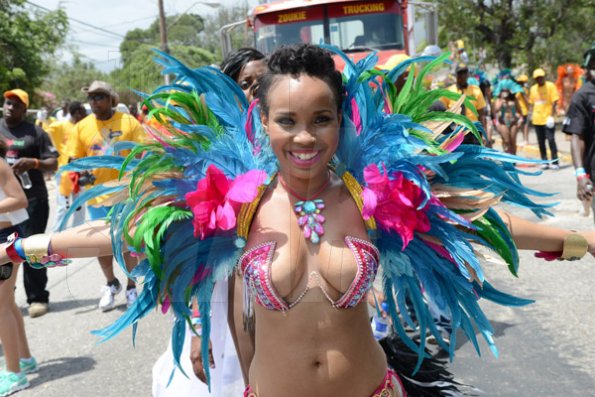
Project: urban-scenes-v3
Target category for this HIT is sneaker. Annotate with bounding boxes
[540,164,549,170]
[98,282,122,312]
[550,164,560,170]
[0,371,29,396]
[125,287,138,308]
[28,303,49,318]
[18,358,37,375]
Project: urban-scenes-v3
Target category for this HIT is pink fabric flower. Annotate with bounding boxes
[361,163,430,249]
[185,165,266,239]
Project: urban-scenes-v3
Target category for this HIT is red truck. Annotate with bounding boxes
[220,0,438,69]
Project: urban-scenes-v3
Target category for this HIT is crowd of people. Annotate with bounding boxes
[0,41,593,397]
[442,39,590,166]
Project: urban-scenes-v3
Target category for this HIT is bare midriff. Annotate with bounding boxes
[0,221,13,230]
[249,292,388,397]
[243,176,392,396]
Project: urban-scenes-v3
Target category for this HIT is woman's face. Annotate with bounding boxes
[237,59,267,102]
[261,74,341,184]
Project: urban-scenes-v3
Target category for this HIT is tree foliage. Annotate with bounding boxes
[0,0,68,99]
[436,0,595,71]
[110,44,215,99]
[112,13,215,99]
[119,14,206,65]
[41,54,107,105]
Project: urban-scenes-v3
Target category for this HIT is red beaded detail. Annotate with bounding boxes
[239,236,380,311]
[239,241,287,311]
[335,236,380,308]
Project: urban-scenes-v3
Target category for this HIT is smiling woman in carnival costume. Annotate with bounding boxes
[0,44,594,397]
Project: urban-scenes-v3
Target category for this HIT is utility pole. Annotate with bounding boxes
[158,0,170,84]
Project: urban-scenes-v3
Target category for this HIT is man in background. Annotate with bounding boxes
[529,68,560,169]
[563,43,595,219]
[0,89,58,318]
[68,81,145,312]
[442,63,488,144]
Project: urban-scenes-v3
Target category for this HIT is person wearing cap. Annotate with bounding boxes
[449,40,469,66]
[441,63,489,144]
[563,43,595,220]
[515,74,531,146]
[0,89,58,319]
[529,68,560,169]
[67,80,145,312]
[456,39,469,64]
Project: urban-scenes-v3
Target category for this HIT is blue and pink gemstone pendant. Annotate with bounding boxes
[294,199,326,244]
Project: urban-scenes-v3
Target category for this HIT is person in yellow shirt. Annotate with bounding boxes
[46,102,87,232]
[529,68,560,169]
[67,80,145,312]
[515,74,530,146]
[442,63,488,144]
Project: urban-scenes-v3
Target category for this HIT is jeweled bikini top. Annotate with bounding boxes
[239,236,380,311]
[236,169,379,311]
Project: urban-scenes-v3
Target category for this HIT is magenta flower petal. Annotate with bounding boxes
[216,201,237,231]
[361,187,378,220]
[186,166,267,239]
[227,170,267,203]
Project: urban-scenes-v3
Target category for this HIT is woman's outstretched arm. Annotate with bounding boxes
[497,209,595,255]
[0,220,115,263]
[49,221,115,258]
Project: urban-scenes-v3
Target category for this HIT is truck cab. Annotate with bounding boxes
[248,0,408,68]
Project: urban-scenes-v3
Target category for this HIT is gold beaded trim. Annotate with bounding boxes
[340,170,377,231]
[237,175,275,241]
[237,169,376,241]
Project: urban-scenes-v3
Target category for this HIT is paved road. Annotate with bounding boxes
[450,157,595,396]
[4,191,171,396]
[2,134,593,396]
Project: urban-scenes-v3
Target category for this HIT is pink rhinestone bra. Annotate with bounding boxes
[239,236,380,311]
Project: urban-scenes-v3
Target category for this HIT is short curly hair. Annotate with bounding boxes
[220,47,265,83]
[256,44,343,114]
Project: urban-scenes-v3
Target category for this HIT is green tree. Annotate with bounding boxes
[111,44,215,97]
[119,14,205,65]
[113,13,215,98]
[41,54,108,104]
[436,0,595,71]
[0,0,68,99]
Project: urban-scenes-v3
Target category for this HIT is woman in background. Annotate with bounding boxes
[0,140,36,396]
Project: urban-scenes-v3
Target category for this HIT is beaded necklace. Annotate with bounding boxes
[278,173,330,244]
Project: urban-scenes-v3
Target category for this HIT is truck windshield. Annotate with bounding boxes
[254,1,404,54]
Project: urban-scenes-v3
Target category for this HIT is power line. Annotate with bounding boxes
[69,26,126,41]
[100,15,157,29]
[24,0,125,39]
[70,39,120,48]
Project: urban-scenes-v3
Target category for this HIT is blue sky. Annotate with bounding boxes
[33,0,257,71]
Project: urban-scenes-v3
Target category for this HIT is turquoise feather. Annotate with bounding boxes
[68,46,556,384]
